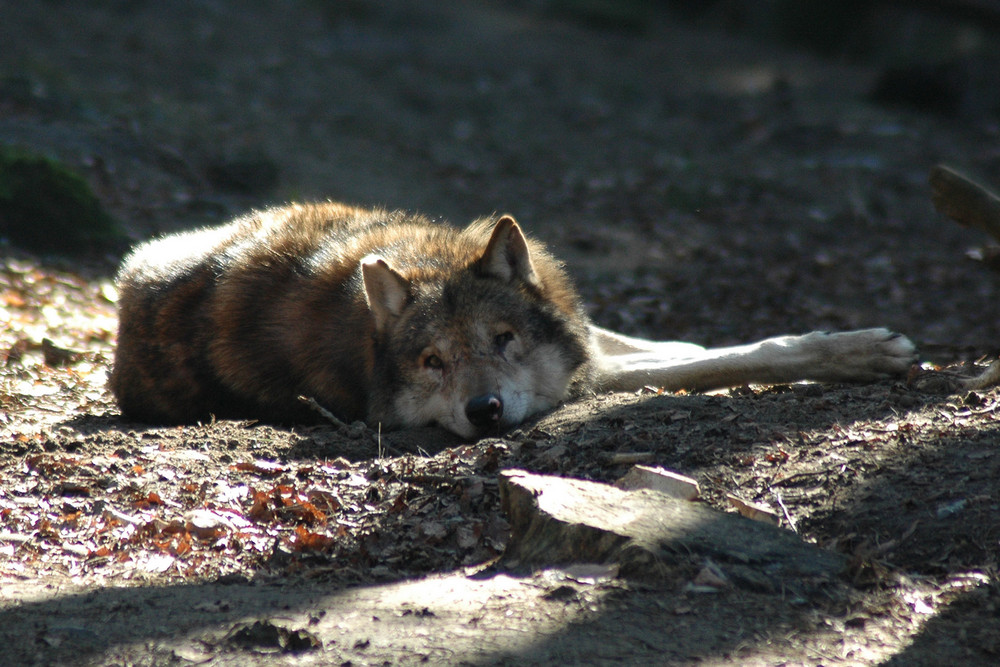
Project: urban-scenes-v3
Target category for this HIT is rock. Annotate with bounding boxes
[616,464,699,500]
[499,469,844,591]
[726,493,779,525]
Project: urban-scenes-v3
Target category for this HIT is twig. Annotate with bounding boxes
[298,395,349,429]
[909,360,1000,393]
[398,473,463,486]
[774,492,798,534]
[605,451,655,465]
[960,360,1000,391]
[770,468,835,488]
[298,395,405,457]
[930,164,1000,243]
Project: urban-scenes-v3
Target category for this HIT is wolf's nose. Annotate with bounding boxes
[466,393,504,429]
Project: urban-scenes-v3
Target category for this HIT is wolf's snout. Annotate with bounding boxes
[466,393,503,429]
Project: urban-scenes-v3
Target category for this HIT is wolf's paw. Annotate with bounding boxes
[807,328,917,381]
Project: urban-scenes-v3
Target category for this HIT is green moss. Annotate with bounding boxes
[0,146,123,253]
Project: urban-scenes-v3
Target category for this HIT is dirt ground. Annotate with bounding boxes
[2,2,1000,665]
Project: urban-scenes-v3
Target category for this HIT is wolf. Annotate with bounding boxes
[111,203,917,438]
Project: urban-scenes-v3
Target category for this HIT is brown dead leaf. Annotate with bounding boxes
[289,525,335,552]
[248,490,276,522]
[235,460,286,476]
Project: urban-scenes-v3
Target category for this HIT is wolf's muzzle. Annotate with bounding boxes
[465,393,503,429]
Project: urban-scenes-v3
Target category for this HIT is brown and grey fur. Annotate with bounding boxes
[112,204,594,436]
[112,203,917,438]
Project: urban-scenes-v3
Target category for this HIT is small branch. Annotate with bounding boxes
[604,451,655,465]
[909,360,1000,393]
[298,395,350,429]
[774,492,798,534]
[770,468,835,488]
[929,164,1000,244]
[961,360,1000,391]
[298,395,404,457]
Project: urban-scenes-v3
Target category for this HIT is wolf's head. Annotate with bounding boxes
[361,216,592,438]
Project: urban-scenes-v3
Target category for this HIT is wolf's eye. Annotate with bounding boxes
[494,331,514,349]
[423,354,444,370]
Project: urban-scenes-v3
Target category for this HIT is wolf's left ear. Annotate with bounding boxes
[480,215,540,288]
[361,255,411,332]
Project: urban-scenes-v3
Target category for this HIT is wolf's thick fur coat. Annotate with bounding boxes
[112,203,917,437]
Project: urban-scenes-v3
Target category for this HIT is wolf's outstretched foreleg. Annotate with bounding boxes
[592,327,916,393]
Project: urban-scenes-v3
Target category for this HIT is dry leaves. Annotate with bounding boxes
[1,257,118,433]
[0,438,509,583]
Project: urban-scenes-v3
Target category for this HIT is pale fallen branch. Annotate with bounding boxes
[960,360,1000,391]
[930,164,1000,243]
[909,360,1000,393]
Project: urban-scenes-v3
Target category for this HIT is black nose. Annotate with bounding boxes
[465,393,504,429]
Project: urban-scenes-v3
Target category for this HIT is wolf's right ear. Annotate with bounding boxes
[480,215,540,288]
[361,255,411,332]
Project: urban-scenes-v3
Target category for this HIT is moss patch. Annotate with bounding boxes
[0,146,123,253]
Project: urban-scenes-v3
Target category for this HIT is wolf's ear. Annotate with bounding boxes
[480,215,540,287]
[361,255,411,332]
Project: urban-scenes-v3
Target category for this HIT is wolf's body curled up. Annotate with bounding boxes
[112,203,917,438]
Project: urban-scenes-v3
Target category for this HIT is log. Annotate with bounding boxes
[929,164,1000,243]
[499,470,845,592]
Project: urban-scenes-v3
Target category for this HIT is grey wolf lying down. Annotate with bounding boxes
[111,203,917,438]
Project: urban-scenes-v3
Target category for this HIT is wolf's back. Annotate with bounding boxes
[112,203,594,429]
[112,203,401,423]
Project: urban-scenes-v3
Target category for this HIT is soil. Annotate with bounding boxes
[2,2,1000,665]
